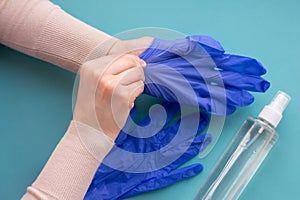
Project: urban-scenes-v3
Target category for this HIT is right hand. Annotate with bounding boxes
[74,54,146,140]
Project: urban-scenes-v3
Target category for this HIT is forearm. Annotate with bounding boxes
[22,120,113,200]
[0,0,118,72]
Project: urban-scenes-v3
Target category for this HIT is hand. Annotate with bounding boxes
[74,54,146,140]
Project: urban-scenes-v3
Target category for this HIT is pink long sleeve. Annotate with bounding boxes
[22,121,114,200]
[0,1,118,199]
[0,0,118,72]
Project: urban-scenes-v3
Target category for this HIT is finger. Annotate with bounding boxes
[117,65,145,85]
[213,54,267,76]
[107,54,146,75]
[125,80,144,107]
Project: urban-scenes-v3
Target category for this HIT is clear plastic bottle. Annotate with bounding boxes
[194,91,291,200]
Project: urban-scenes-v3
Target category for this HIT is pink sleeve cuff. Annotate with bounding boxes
[22,120,113,200]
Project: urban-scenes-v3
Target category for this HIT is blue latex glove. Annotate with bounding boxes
[139,36,270,115]
[85,102,211,200]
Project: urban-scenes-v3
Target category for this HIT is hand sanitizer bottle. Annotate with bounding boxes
[195,91,291,200]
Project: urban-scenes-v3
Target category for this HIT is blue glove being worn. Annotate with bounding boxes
[139,36,270,115]
[85,102,211,200]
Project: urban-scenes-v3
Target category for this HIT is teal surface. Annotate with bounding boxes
[1,0,299,199]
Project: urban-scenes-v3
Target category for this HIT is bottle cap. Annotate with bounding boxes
[258,91,291,128]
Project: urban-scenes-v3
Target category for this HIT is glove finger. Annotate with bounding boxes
[217,71,270,92]
[186,69,256,108]
[87,135,209,199]
[208,84,254,107]
[187,35,225,54]
[213,54,267,76]
[120,164,203,199]
[86,171,146,200]
[190,80,254,108]
[165,134,212,171]
[85,165,134,200]
[176,93,235,116]
[197,67,270,92]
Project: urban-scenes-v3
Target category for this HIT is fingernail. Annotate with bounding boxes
[140,59,147,68]
[130,102,134,109]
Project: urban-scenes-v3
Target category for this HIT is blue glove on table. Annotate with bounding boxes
[85,35,269,199]
[139,36,270,115]
[85,102,211,200]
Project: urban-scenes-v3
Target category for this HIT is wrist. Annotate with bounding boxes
[73,105,121,141]
[85,37,120,61]
[73,107,121,142]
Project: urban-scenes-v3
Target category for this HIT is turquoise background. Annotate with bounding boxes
[0,0,299,199]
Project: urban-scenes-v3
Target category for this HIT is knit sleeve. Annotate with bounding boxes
[21,120,114,200]
[0,0,118,72]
